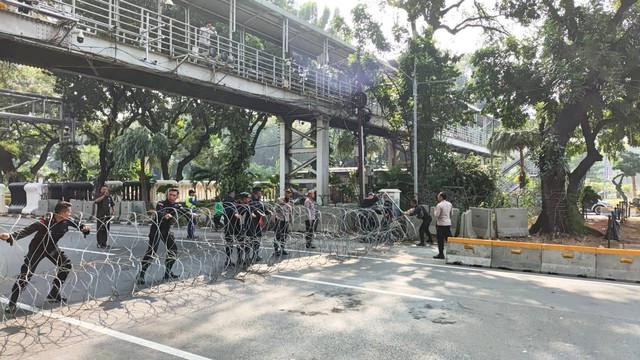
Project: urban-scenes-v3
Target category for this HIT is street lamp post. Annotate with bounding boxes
[412,58,419,202]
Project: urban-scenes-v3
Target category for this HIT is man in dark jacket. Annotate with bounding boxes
[0,201,90,315]
[403,199,433,246]
[247,187,269,262]
[137,188,192,285]
[94,185,115,249]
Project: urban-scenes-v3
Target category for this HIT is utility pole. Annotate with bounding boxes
[412,57,418,202]
[355,52,367,200]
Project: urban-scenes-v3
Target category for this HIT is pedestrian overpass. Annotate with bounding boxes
[0,0,492,198]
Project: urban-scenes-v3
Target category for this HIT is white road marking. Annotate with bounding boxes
[1,297,212,360]
[59,247,115,256]
[272,274,445,302]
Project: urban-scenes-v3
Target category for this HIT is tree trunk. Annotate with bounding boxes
[30,137,59,177]
[530,103,586,235]
[139,156,149,204]
[160,156,170,180]
[0,146,18,178]
[612,174,627,202]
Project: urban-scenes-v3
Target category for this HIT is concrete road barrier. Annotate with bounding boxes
[596,248,640,282]
[469,207,494,239]
[446,237,492,267]
[541,244,596,277]
[491,240,541,272]
[495,208,528,238]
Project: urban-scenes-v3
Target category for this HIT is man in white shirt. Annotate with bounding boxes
[433,192,453,259]
[198,21,217,56]
[304,190,318,249]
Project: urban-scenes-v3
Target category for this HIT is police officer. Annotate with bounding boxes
[94,185,115,249]
[304,190,318,249]
[185,189,199,240]
[274,188,294,256]
[402,199,433,246]
[0,201,90,315]
[223,191,249,266]
[137,188,192,284]
[247,186,269,262]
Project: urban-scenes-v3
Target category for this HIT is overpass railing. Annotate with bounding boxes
[4,0,383,115]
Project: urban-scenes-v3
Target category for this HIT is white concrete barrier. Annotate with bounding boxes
[153,180,178,204]
[491,240,541,272]
[495,208,529,238]
[541,244,596,277]
[470,207,494,239]
[446,237,492,267]
[0,184,7,214]
[132,201,147,221]
[119,201,133,221]
[458,210,476,238]
[70,199,84,217]
[35,199,58,216]
[22,183,46,214]
[596,248,640,282]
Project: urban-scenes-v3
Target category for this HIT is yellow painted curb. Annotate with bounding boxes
[541,244,598,253]
[448,237,492,245]
[491,240,542,249]
[596,248,640,256]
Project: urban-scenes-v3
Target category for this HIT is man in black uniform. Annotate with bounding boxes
[94,185,115,250]
[1,201,90,315]
[137,188,192,285]
[403,199,433,246]
[223,191,250,266]
[247,187,269,262]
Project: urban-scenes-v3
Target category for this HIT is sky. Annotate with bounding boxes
[299,0,488,56]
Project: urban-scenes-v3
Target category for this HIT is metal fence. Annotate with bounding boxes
[8,0,383,114]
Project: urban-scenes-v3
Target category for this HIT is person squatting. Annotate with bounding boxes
[1,201,91,315]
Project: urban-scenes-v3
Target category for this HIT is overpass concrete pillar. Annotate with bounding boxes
[316,117,330,204]
[279,116,293,197]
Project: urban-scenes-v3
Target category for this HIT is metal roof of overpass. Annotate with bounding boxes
[182,0,356,67]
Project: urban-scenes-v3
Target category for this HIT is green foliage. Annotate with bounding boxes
[374,166,413,209]
[54,141,87,181]
[422,152,497,208]
[532,135,567,178]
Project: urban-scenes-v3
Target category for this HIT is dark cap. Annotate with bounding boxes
[367,192,375,196]
[285,188,293,193]
[239,192,250,199]
[252,186,262,193]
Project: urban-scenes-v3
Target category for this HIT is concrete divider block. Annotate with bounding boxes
[491,240,541,272]
[541,244,596,277]
[83,200,95,220]
[495,208,529,238]
[36,200,51,216]
[112,201,122,220]
[458,210,476,238]
[22,183,46,214]
[119,201,133,220]
[596,248,640,282]
[70,199,84,217]
[446,237,492,267]
[470,208,494,239]
[131,201,147,221]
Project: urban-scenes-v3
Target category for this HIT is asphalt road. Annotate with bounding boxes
[1,216,639,360]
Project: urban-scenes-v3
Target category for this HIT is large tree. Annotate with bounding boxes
[472,0,640,234]
[55,75,145,188]
[0,62,59,182]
